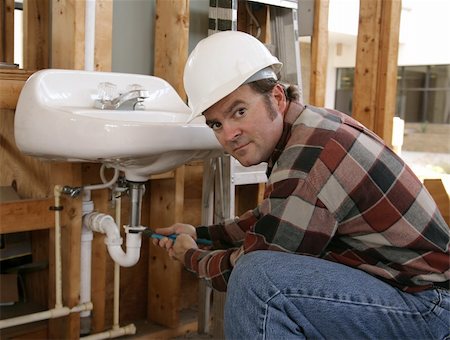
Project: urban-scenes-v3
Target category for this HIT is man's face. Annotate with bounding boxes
[204,84,286,167]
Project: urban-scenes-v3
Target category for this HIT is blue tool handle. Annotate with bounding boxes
[151,233,212,246]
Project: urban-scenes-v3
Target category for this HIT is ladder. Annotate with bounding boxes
[199,1,302,337]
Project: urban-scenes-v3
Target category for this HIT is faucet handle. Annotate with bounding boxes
[98,82,118,101]
[126,84,146,92]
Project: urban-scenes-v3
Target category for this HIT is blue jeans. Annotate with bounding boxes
[224,251,450,340]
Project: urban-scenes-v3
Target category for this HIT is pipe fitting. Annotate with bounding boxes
[83,212,141,267]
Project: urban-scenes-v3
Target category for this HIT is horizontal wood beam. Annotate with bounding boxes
[0,69,34,109]
[0,0,15,64]
[0,197,55,233]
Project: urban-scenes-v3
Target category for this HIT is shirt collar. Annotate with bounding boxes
[266,101,305,177]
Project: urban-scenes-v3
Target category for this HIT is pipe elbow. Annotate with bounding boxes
[107,233,141,267]
[84,212,122,243]
[83,212,141,267]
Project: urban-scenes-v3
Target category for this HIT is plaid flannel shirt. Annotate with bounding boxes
[185,102,450,292]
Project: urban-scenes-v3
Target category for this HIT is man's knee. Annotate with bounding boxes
[231,251,271,283]
[227,251,279,303]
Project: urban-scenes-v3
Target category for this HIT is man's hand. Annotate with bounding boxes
[152,223,198,264]
[168,234,198,265]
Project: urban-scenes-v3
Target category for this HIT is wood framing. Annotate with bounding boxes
[424,178,450,226]
[93,0,113,71]
[148,168,185,328]
[23,0,49,70]
[352,0,401,145]
[0,0,14,64]
[154,0,189,99]
[310,0,329,106]
[0,198,54,233]
[51,0,85,70]
[148,0,191,329]
[46,0,113,336]
[47,164,83,339]
[237,0,271,44]
[0,69,34,109]
[46,1,84,337]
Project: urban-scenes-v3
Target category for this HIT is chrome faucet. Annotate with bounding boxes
[95,83,150,111]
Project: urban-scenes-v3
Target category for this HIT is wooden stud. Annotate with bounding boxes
[149,0,190,329]
[310,0,329,107]
[47,163,82,339]
[424,178,450,226]
[148,168,185,328]
[51,0,85,70]
[353,0,382,130]
[94,0,113,72]
[374,0,401,144]
[47,1,86,337]
[352,0,401,145]
[154,0,189,99]
[0,0,14,64]
[23,0,50,70]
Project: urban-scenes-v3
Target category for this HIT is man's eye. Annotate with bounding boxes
[209,122,222,131]
[234,108,246,118]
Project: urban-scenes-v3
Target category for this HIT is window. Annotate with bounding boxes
[397,65,450,124]
[335,65,450,124]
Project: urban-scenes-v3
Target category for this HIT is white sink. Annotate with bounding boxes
[14,69,223,181]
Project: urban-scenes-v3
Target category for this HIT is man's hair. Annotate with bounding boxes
[248,78,301,102]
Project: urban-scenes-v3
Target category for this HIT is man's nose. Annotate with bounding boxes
[222,122,241,142]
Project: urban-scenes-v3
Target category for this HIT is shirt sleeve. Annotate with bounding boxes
[184,209,259,291]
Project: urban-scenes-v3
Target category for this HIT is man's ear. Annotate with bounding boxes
[272,83,287,115]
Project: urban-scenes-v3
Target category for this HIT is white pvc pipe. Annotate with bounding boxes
[81,196,95,320]
[113,195,121,329]
[0,187,94,330]
[84,167,119,191]
[84,213,142,267]
[81,323,136,340]
[54,185,64,308]
[0,180,138,337]
[85,0,96,71]
[0,303,93,329]
[80,227,93,317]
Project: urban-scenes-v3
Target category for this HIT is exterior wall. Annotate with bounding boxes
[325,0,450,108]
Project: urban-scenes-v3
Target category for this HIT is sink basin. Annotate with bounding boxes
[14,69,223,181]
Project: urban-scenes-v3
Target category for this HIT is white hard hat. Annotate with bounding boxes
[183,31,282,121]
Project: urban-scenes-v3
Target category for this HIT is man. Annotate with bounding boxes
[153,31,449,339]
